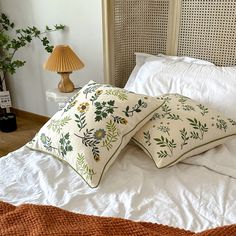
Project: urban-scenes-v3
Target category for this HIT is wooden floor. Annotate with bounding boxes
[0,116,45,157]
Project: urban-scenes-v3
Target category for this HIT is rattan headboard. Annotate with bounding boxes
[102,0,236,87]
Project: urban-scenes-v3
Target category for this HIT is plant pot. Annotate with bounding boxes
[0,112,17,132]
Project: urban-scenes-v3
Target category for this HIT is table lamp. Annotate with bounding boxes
[43,45,84,93]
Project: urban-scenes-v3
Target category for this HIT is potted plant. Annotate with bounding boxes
[0,13,64,132]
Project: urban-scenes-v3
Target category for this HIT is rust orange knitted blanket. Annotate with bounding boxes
[0,201,236,236]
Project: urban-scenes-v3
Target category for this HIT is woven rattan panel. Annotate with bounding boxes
[113,0,169,87]
[178,0,236,66]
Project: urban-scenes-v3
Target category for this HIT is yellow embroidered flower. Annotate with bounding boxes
[94,129,106,140]
[77,102,90,113]
[95,90,103,96]
[120,118,128,125]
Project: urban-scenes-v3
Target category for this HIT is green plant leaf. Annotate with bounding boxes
[0,12,65,85]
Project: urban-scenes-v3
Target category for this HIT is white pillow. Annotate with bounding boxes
[125,59,236,119]
[125,53,214,89]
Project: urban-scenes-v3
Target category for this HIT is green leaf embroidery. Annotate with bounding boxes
[112,115,128,125]
[157,95,172,104]
[182,104,195,111]
[162,96,172,103]
[83,83,101,98]
[228,118,236,126]
[59,133,73,158]
[178,96,195,111]
[157,150,168,158]
[190,131,200,140]
[47,116,71,133]
[143,131,151,146]
[161,103,171,115]
[63,90,81,113]
[197,104,209,116]
[90,90,103,104]
[154,136,176,157]
[94,100,118,122]
[180,128,189,149]
[63,100,77,113]
[74,129,101,161]
[151,113,162,121]
[167,113,182,121]
[76,153,96,182]
[158,103,180,120]
[40,133,57,151]
[157,126,170,136]
[178,97,188,104]
[216,118,227,132]
[102,120,120,151]
[67,90,80,104]
[123,99,147,117]
[83,83,112,98]
[75,113,87,131]
[105,89,128,101]
[91,146,100,161]
[187,118,208,140]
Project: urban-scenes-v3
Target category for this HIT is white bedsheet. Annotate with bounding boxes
[1,141,236,232]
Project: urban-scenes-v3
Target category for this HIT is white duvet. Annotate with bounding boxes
[1,140,236,232]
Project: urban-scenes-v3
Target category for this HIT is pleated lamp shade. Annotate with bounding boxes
[44,45,84,72]
[43,45,84,93]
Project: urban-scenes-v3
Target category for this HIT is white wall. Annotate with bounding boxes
[0,0,104,116]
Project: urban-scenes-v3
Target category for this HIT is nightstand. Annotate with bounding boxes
[46,88,81,110]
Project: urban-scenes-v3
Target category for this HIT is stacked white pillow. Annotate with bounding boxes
[124,53,236,119]
[125,53,214,90]
[124,53,236,176]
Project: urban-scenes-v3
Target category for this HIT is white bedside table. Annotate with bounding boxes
[46,88,81,110]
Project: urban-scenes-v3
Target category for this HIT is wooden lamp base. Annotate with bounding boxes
[58,72,75,93]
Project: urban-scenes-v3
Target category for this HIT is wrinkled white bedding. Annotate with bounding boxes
[1,140,236,232]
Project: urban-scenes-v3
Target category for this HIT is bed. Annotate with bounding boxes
[1,0,236,235]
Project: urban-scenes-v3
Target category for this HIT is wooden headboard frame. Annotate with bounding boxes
[102,0,236,87]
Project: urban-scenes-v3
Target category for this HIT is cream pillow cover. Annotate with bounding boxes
[27,81,163,188]
[133,94,236,168]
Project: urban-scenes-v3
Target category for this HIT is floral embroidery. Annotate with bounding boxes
[63,100,77,113]
[94,100,117,122]
[123,99,147,117]
[47,116,71,133]
[94,129,106,140]
[40,133,52,151]
[112,115,128,125]
[27,80,162,188]
[105,89,128,101]
[144,131,151,146]
[76,153,96,182]
[90,90,103,104]
[102,121,120,151]
[59,133,73,158]
[77,102,90,113]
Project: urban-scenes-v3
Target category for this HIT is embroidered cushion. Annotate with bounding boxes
[133,94,236,168]
[27,81,163,188]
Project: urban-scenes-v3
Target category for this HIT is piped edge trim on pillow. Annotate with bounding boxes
[27,102,164,188]
[132,134,236,169]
